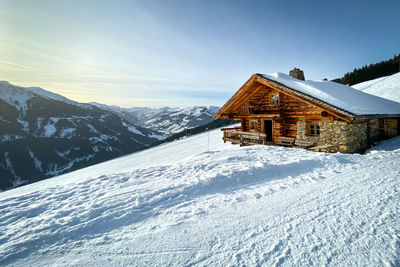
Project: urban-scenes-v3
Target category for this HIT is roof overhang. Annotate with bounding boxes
[215,74,356,122]
[215,73,400,122]
[214,74,258,119]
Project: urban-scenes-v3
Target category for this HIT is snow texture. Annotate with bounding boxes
[148,132,167,140]
[261,73,400,115]
[0,135,23,142]
[28,149,42,172]
[59,128,76,139]
[0,127,400,266]
[352,72,400,103]
[122,121,145,136]
[16,118,29,132]
[0,81,33,113]
[42,118,59,137]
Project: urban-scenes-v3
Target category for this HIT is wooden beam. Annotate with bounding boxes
[237,114,280,118]
[230,84,265,112]
[215,75,257,118]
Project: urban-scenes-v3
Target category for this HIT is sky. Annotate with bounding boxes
[0,0,399,108]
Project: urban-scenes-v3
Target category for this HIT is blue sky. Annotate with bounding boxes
[0,0,399,107]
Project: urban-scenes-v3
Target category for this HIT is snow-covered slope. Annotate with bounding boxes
[1,126,399,266]
[0,81,164,190]
[352,72,400,103]
[91,103,219,135]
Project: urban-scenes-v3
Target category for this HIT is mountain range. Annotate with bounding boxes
[91,103,219,135]
[0,81,219,190]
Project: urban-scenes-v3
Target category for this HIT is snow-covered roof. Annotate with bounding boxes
[259,73,400,117]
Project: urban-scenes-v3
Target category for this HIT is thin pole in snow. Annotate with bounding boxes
[207,128,209,152]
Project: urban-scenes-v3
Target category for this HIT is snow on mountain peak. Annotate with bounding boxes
[0,81,34,113]
[90,103,220,136]
[0,80,93,110]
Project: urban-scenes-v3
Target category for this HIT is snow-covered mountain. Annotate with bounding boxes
[91,102,220,135]
[27,85,92,109]
[352,72,400,102]
[0,126,399,266]
[0,81,164,190]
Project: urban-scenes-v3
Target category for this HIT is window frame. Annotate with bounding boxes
[307,121,320,136]
[250,119,258,131]
[271,94,280,105]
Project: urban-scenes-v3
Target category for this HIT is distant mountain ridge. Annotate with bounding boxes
[0,81,164,190]
[91,103,220,136]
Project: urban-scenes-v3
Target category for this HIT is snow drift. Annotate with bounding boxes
[0,127,399,266]
[352,72,400,103]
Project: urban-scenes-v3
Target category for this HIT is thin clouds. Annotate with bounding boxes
[1,1,399,107]
[0,1,237,107]
[0,60,44,74]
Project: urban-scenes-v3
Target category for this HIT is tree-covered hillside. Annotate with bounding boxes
[333,54,400,85]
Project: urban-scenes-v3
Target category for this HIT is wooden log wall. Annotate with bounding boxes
[240,84,342,142]
[247,87,274,110]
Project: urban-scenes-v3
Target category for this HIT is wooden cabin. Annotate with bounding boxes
[214,69,400,153]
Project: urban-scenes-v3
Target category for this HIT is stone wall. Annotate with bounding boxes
[296,120,320,145]
[341,121,368,153]
[297,120,368,153]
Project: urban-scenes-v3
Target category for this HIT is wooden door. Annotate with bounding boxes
[385,119,398,138]
[264,120,273,142]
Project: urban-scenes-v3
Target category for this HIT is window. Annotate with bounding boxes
[308,122,320,136]
[250,120,258,130]
[271,94,279,105]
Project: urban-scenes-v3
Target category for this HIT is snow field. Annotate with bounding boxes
[0,127,400,266]
[352,72,400,103]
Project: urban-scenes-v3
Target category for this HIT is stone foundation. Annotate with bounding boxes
[297,120,368,153]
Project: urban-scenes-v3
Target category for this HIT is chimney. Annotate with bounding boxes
[289,68,305,81]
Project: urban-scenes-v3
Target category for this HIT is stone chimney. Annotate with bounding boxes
[289,68,305,81]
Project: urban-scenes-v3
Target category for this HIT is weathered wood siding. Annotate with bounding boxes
[241,85,342,143]
[384,118,398,138]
